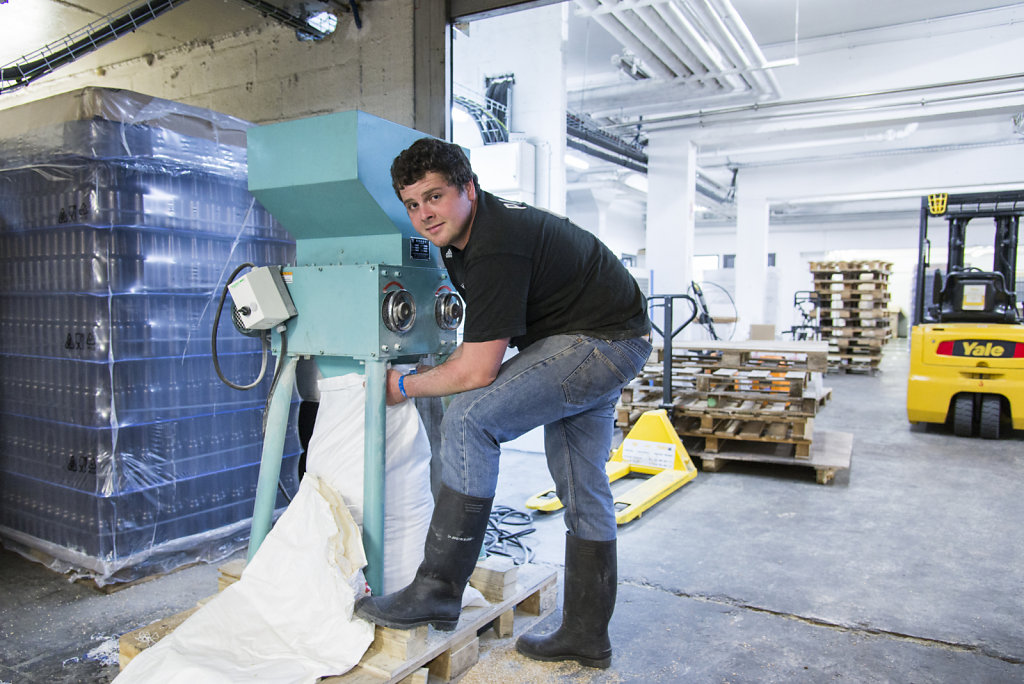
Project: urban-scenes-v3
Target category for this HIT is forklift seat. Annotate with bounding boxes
[936,270,1020,324]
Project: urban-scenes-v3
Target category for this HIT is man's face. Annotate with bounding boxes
[398,171,476,250]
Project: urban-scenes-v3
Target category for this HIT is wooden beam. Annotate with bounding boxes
[413,0,450,139]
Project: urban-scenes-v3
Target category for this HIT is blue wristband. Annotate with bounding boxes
[398,369,417,398]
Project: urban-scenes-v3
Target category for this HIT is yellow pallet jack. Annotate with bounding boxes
[525,409,697,525]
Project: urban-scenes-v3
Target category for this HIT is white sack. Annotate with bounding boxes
[114,371,454,683]
[306,373,434,595]
[114,473,375,683]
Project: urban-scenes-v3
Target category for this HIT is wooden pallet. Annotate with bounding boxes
[685,395,817,416]
[676,414,814,458]
[809,260,893,274]
[666,341,829,373]
[679,399,816,424]
[119,559,557,683]
[818,293,892,306]
[696,368,809,395]
[832,338,886,351]
[332,563,557,683]
[814,282,890,294]
[820,308,890,320]
[822,325,891,337]
[690,429,853,485]
[813,273,890,285]
[830,360,881,375]
[811,386,833,407]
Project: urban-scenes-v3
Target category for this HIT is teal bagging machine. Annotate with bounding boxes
[241,111,462,593]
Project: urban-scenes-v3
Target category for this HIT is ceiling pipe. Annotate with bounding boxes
[705,0,781,98]
[680,1,756,91]
[583,86,758,120]
[686,0,775,96]
[571,0,782,116]
[595,0,691,79]
[704,137,1024,171]
[632,5,704,78]
[604,72,1024,131]
[569,58,795,115]
[575,0,676,80]
[657,1,747,92]
[572,60,792,103]
[700,123,921,161]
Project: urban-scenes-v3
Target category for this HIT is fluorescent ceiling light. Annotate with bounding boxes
[306,11,338,35]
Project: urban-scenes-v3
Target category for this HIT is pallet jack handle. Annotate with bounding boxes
[647,294,698,410]
[688,281,720,341]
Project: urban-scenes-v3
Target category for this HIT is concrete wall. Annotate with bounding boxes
[0,0,417,126]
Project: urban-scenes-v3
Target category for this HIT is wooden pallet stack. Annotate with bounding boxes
[810,260,894,373]
[617,342,831,427]
[669,342,828,459]
[616,341,849,483]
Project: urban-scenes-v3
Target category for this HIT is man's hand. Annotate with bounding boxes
[386,368,407,406]
[383,338,510,405]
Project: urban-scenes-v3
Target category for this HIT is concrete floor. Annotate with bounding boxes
[2,344,1023,683]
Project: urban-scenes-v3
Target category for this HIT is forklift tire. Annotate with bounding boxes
[979,395,1002,440]
[953,394,976,437]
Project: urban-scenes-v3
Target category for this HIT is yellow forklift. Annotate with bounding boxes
[907,190,1024,438]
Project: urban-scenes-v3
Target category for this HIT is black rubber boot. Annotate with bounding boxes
[354,484,492,631]
[516,534,617,669]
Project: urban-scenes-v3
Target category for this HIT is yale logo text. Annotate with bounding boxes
[960,341,1005,357]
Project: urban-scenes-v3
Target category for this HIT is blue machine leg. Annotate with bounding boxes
[247,354,298,561]
[363,358,387,594]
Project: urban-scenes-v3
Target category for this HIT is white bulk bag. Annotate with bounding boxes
[114,473,375,683]
[306,372,434,595]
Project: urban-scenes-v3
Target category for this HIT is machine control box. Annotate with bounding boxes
[228,266,297,330]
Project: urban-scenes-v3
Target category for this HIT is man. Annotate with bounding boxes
[354,138,651,669]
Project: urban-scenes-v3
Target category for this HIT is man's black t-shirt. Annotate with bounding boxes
[441,189,650,350]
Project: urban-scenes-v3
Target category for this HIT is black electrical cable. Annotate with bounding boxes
[260,326,296,505]
[483,506,536,565]
[211,262,294,503]
[211,262,270,391]
[260,326,288,439]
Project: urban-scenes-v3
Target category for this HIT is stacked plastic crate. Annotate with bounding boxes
[0,88,300,584]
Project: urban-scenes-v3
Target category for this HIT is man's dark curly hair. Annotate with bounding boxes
[391,137,478,198]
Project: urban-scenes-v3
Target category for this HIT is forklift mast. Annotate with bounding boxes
[913,190,1024,326]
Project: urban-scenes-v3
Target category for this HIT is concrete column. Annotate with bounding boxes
[646,133,696,296]
[593,194,615,244]
[734,183,770,339]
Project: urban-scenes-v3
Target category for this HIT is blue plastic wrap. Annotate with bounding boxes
[0,87,300,585]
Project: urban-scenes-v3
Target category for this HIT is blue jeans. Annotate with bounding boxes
[439,334,653,542]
